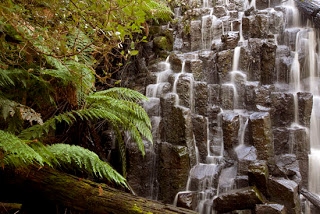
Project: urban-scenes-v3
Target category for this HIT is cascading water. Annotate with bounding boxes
[308,28,320,196]
[282,0,320,203]
[136,0,320,213]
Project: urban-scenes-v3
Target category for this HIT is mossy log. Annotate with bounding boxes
[294,0,320,28]
[0,202,21,214]
[0,167,197,214]
[300,188,320,210]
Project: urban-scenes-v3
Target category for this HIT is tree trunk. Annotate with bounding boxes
[0,167,197,214]
[294,0,320,28]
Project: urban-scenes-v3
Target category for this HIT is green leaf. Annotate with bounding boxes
[129,50,139,56]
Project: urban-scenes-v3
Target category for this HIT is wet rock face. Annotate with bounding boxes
[126,141,156,199]
[270,92,294,127]
[297,92,313,126]
[213,186,265,212]
[222,112,240,151]
[126,0,317,212]
[176,191,198,210]
[173,74,194,108]
[268,177,301,214]
[190,20,202,51]
[198,51,218,84]
[221,31,240,50]
[188,164,221,191]
[248,161,269,197]
[216,50,233,83]
[261,42,277,85]
[273,154,302,186]
[158,142,190,203]
[192,114,207,163]
[273,127,309,187]
[255,203,287,214]
[194,81,208,115]
[249,112,274,164]
[159,93,191,146]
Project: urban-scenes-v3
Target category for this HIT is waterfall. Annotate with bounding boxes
[201,12,217,50]
[282,0,320,200]
[232,46,241,71]
[137,0,320,213]
[308,29,320,196]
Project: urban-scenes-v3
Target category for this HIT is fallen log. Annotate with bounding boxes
[0,202,21,214]
[0,166,197,214]
[300,188,320,210]
[294,0,320,28]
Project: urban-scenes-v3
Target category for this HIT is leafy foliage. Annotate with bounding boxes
[0,130,47,168]
[0,0,171,187]
[0,130,127,186]
[45,144,127,186]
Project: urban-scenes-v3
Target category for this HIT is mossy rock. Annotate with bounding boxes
[153,36,173,51]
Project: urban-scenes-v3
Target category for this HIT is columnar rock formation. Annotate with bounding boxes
[126,0,320,213]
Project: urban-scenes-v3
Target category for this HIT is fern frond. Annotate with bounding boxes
[45,144,127,187]
[0,130,45,168]
[0,130,127,186]
[18,108,124,140]
[143,0,173,22]
[0,68,33,88]
[101,99,152,139]
[90,87,148,103]
[0,69,15,87]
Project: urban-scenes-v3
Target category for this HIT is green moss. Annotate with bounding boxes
[132,204,143,212]
[153,36,173,51]
[131,204,153,214]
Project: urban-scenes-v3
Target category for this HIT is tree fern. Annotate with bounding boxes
[19,87,152,147]
[16,87,153,179]
[0,0,159,189]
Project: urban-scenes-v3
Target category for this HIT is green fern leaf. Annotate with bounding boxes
[0,130,45,168]
[46,144,127,187]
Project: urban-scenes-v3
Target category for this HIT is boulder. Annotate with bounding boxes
[248,160,269,197]
[255,203,287,214]
[175,191,198,210]
[212,186,265,213]
[268,177,301,214]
